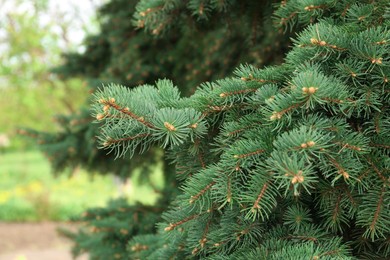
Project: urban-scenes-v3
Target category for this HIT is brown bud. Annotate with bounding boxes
[192,247,199,255]
[307,141,316,147]
[270,112,282,120]
[376,40,386,45]
[339,170,350,179]
[164,224,174,231]
[199,238,207,248]
[96,114,104,120]
[267,96,275,102]
[291,171,304,184]
[308,87,318,94]
[164,122,176,131]
[304,5,314,11]
[371,57,383,64]
[120,229,128,235]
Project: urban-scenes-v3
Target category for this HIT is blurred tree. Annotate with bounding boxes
[0,0,100,149]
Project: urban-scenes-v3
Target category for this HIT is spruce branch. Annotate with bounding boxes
[98,98,156,129]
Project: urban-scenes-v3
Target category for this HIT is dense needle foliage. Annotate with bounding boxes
[39,0,390,259]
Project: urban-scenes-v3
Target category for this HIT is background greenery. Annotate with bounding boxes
[0,0,149,222]
[0,150,162,221]
[0,151,115,221]
[0,0,93,151]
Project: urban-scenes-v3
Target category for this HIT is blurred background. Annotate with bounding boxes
[0,1,159,259]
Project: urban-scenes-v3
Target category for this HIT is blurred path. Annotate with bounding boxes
[0,222,87,260]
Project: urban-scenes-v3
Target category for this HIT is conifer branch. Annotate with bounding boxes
[334,142,362,152]
[321,97,344,104]
[374,114,380,133]
[304,4,326,12]
[100,98,156,129]
[270,102,304,120]
[219,88,257,98]
[200,218,212,249]
[366,157,387,183]
[369,143,390,149]
[198,153,206,168]
[240,76,277,84]
[328,157,350,180]
[369,186,386,232]
[279,12,297,26]
[332,194,342,222]
[285,235,318,243]
[236,223,256,241]
[341,4,350,17]
[343,186,356,208]
[138,5,163,17]
[252,182,269,211]
[189,181,216,204]
[357,169,370,183]
[227,121,262,136]
[104,133,151,146]
[213,239,228,248]
[309,38,347,51]
[191,217,213,255]
[194,139,206,168]
[205,104,243,113]
[234,149,265,159]
[317,249,342,258]
[164,213,200,232]
[227,176,232,203]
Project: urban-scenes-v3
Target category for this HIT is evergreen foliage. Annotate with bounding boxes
[28,0,290,176]
[90,0,389,259]
[61,199,162,259]
[35,0,389,259]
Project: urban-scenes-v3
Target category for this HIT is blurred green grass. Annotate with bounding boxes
[0,151,162,221]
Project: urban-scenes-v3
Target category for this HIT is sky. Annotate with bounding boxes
[0,0,105,50]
